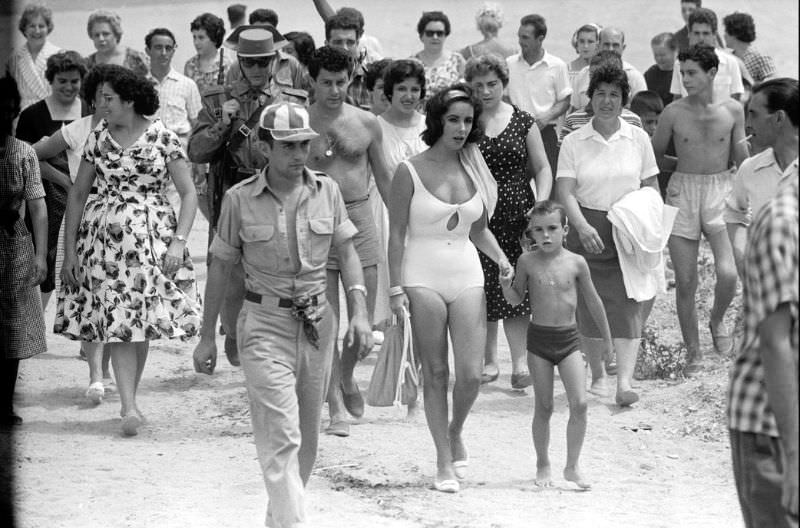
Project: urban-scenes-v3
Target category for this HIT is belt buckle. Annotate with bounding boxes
[237,123,251,137]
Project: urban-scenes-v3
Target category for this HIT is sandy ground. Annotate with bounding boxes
[6,213,744,528]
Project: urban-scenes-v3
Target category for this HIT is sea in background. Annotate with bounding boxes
[1,0,798,79]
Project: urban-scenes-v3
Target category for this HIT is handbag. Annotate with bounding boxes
[366,306,419,407]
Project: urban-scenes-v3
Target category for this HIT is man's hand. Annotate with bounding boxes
[221,99,241,126]
[345,313,374,360]
[193,337,218,375]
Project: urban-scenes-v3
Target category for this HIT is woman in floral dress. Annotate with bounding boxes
[55,66,200,436]
[412,11,466,105]
[0,77,48,427]
[465,55,552,389]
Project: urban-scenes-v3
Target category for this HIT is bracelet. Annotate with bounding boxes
[346,284,367,297]
[389,285,405,297]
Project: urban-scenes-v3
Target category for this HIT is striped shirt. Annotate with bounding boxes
[727,171,799,436]
[149,69,202,136]
[5,41,61,110]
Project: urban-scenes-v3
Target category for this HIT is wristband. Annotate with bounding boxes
[347,284,367,297]
[389,285,405,297]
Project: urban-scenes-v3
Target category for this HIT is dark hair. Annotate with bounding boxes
[590,49,622,69]
[417,11,451,37]
[308,46,354,80]
[520,14,547,39]
[87,10,123,42]
[81,64,114,106]
[630,90,664,116]
[190,13,226,48]
[422,83,483,146]
[145,27,176,49]
[45,51,87,83]
[0,77,22,137]
[337,7,365,32]
[249,8,279,27]
[326,12,362,40]
[382,59,426,101]
[19,3,54,35]
[103,66,160,115]
[227,4,247,26]
[283,31,316,67]
[364,58,391,92]
[688,7,718,33]
[752,77,799,128]
[464,54,509,87]
[651,32,676,50]
[528,200,567,227]
[678,43,719,72]
[723,12,756,43]
[587,63,630,107]
[682,0,702,7]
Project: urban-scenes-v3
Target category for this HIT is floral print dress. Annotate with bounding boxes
[54,119,201,342]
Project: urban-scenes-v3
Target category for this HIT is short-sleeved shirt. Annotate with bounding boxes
[148,69,202,137]
[727,173,799,437]
[210,169,357,298]
[556,117,659,211]
[724,149,798,227]
[559,108,642,142]
[61,116,97,180]
[670,49,744,101]
[506,51,572,125]
[644,65,675,107]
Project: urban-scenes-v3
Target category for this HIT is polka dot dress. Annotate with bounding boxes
[477,107,536,322]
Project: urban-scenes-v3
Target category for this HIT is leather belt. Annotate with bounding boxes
[244,290,320,308]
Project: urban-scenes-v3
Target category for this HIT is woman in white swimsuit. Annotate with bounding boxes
[388,84,513,493]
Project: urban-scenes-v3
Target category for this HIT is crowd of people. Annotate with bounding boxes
[1,1,797,527]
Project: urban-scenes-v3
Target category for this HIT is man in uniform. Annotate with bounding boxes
[193,102,372,528]
[188,27,306,366]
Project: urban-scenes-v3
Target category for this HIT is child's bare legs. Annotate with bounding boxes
[558,351,591,489]
[529,353,554,486]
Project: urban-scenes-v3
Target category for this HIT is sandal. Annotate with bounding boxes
[85,382,104,404]
[511,371,532,390]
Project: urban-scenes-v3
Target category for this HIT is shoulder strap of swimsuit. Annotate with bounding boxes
[401,159,422,189]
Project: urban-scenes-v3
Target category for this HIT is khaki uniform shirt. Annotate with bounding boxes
[210,168,357,298]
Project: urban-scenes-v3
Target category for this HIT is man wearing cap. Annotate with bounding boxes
[305,45,393,437]
[194,101,372,528]
[188,27,306,366]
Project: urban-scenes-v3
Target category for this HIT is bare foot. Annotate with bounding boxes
[448,427,468,463]
[405,400,420,422]
[564,466,591,490]
[534,465,553,487]
[589,378,608,397]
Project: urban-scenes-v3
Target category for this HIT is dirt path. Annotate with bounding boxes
[8,216,743,528]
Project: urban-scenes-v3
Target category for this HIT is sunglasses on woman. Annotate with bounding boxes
[424,30,446,38]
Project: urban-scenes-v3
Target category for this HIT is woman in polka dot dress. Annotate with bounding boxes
[465,55,553,389]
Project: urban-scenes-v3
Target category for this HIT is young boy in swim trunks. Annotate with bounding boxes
[500,201,613,490]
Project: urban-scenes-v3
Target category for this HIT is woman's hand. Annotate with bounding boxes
[498,257,514,283]
[30,254,47,286]
[60,253,81,288]
[390,291,409,318]
[577,223,605,254]
[162,240,185,276]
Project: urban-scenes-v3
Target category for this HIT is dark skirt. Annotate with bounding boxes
[566,206,643,339]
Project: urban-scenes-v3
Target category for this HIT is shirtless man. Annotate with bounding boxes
[306,45,392,436]
[653,43,748,375]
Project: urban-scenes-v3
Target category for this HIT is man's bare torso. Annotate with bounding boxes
[669,98,739,174]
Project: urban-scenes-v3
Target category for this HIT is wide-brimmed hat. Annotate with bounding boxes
[259,102,319,142]
[227,24,286,54]
[235,27,287,57]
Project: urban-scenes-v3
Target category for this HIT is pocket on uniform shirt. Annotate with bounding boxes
[239,224,278,269]
[308,217,334,265]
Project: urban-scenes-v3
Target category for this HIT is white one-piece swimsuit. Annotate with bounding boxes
[400,160,485,303]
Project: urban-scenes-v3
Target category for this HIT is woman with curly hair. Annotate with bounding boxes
[459,2,516,60]
[5,3,62,110]
[16,51,89,311]
[388,84,512,492]
[85,10,148,77]
[55,66,201,436]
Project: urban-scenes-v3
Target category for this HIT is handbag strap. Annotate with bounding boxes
[393,306,419,406]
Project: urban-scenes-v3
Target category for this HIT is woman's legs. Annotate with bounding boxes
[582,337,608,395]
[481,321,500,381]
[446,288,486,467]
[0,359,21,425]
[405,287,452,483]
[614,337,639,405]
[109,341,149,435]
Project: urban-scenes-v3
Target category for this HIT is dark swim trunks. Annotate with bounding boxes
[527,323,581,366]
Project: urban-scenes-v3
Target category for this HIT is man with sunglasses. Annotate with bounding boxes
[188,27,307,367]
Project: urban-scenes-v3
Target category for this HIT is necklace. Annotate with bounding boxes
[324,134,336,157]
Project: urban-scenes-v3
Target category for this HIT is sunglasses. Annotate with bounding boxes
[240,56,272,68]
[424,30,446,38]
